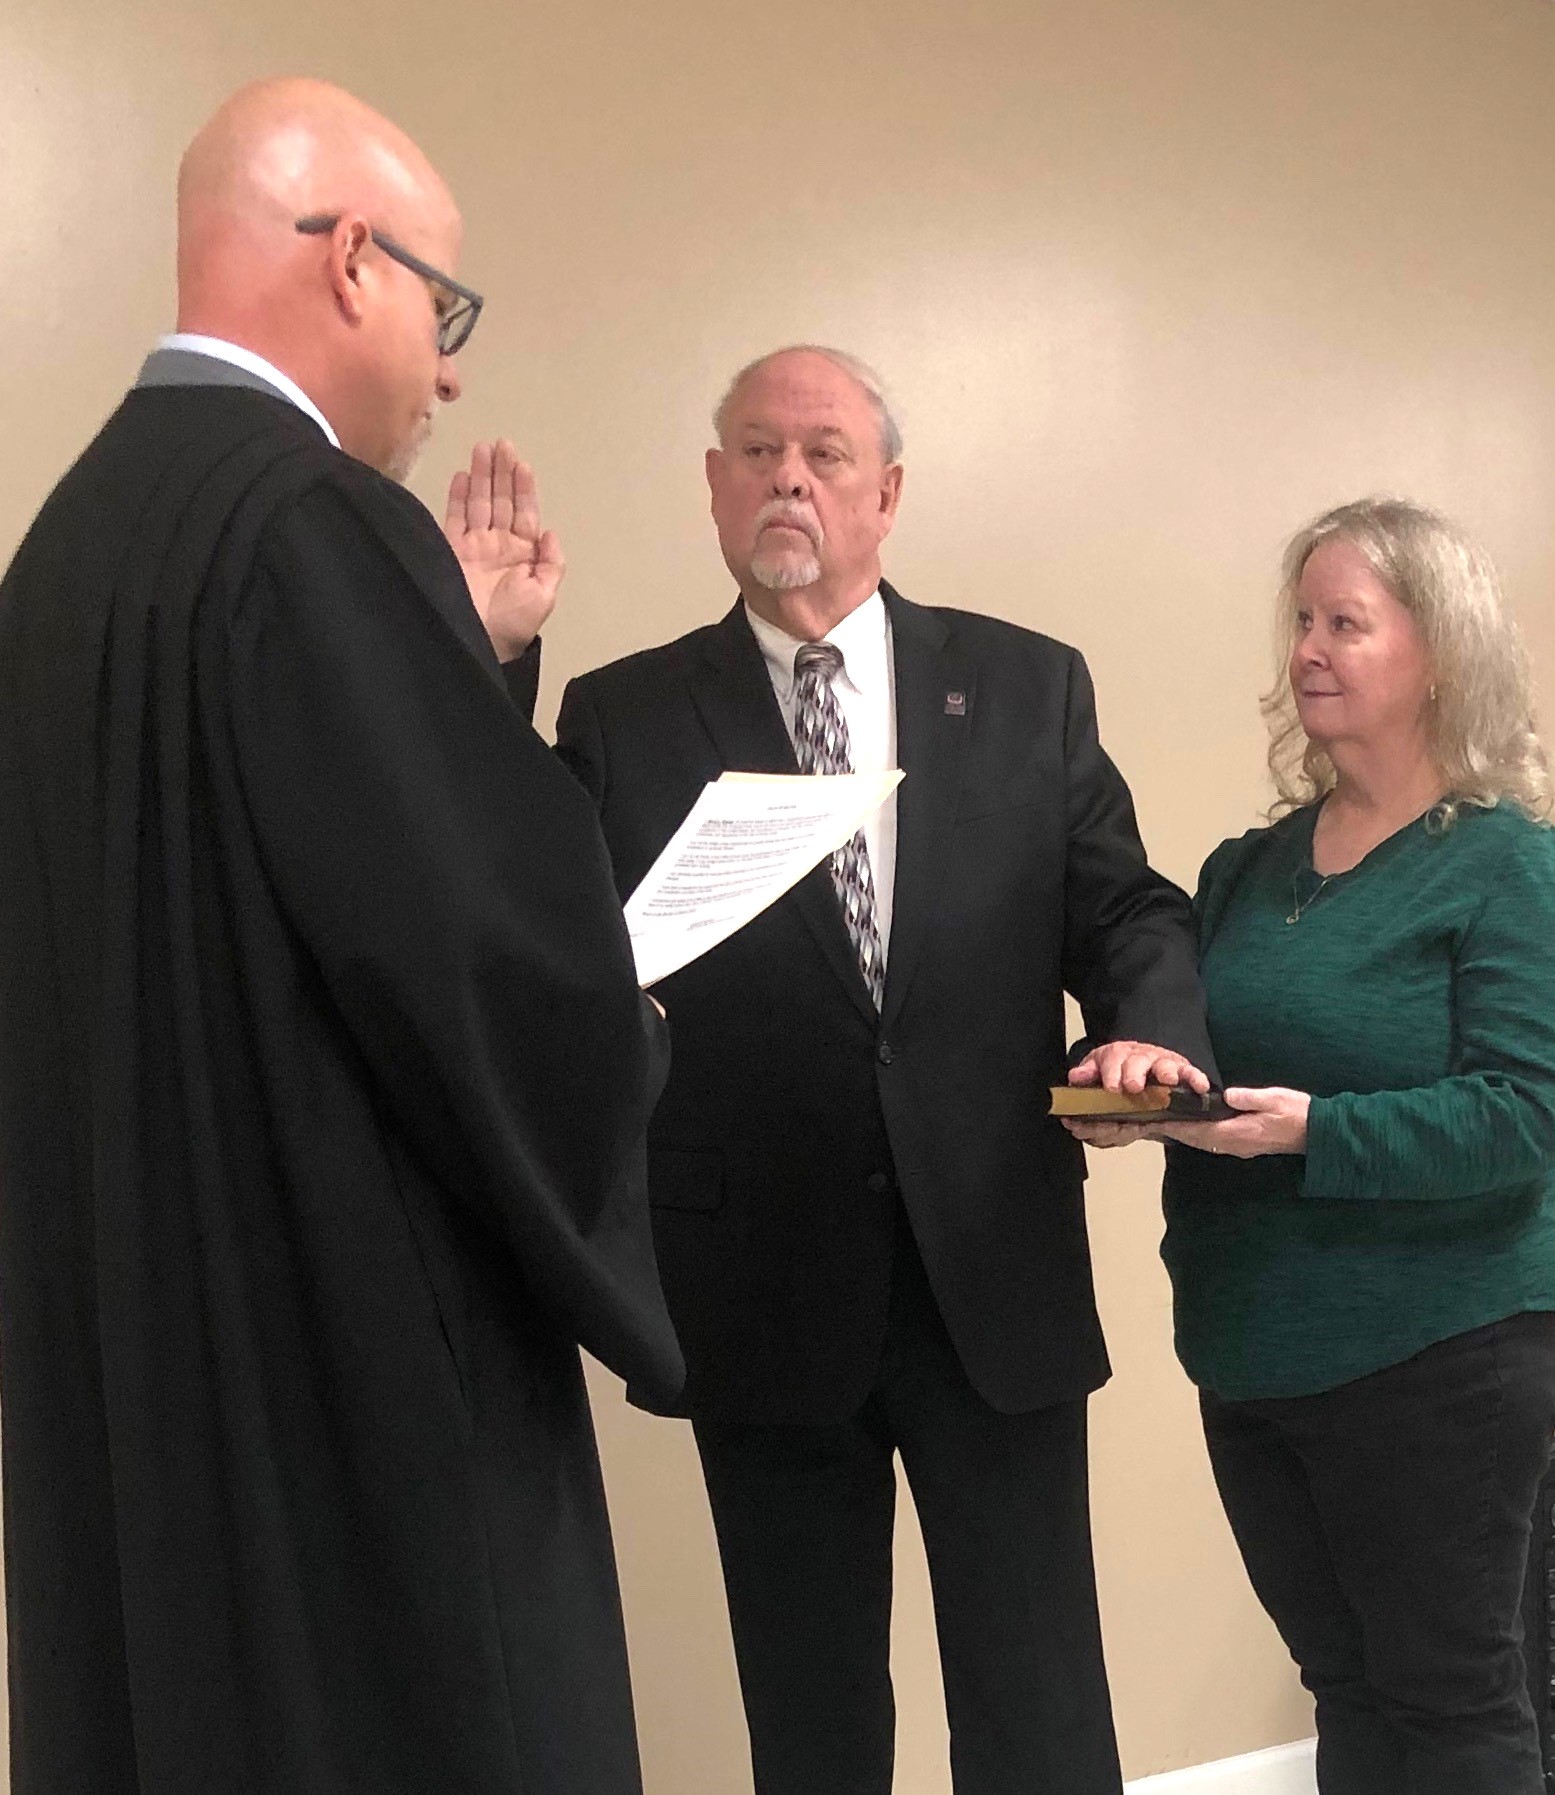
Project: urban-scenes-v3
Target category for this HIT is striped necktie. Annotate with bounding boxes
[792,641,886,1010]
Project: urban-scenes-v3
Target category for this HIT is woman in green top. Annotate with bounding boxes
[1069,497,1555,1795]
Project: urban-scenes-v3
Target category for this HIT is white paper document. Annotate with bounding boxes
[623,769,904,988]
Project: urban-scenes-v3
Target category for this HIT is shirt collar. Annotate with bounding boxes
[155,333,342,449]
[743,587,887,702]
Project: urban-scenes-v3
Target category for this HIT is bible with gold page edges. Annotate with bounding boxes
[1047,1086,1236,1121]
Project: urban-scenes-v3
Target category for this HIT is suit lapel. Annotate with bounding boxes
[689,601,879,1025]
[687,602,798,776]
[882,584,973,1026]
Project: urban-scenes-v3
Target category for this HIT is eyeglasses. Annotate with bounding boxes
[295,214,484,357]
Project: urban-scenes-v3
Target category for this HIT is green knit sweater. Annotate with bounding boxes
[1161,799,1555,1401]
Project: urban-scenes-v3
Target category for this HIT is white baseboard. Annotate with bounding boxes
[1125,1737,1316,1794]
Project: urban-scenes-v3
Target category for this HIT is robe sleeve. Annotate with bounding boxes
[226,476,682,1401]
[501,639,542,723]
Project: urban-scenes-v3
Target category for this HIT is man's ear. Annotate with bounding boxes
[705,445,723,506]
[327,217,372,325]
[878,462,904,525]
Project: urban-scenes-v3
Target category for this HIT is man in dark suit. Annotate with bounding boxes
[555,345,1217,1795]
[0,78,678,1795]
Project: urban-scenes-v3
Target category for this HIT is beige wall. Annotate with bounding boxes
[6,0,1555,1785]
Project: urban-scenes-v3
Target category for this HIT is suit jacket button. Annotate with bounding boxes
[866,1171,891,1195]
[877,1041,895,1065]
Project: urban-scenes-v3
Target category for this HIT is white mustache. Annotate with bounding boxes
[753,502,823,550]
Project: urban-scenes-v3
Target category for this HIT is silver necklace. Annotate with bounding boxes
[1287,869,1334,925]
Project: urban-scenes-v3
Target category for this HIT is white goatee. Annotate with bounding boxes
[750,545,823,590]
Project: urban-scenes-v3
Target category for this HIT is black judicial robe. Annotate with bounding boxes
[0,378,683,1795]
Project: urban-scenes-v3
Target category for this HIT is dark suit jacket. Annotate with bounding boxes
[556,583,1215,1424]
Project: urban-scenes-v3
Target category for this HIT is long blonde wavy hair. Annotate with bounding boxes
[1263,496,1551,826]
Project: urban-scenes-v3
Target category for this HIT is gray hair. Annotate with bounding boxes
[1263,495,1551,827]
[712,344,903,465]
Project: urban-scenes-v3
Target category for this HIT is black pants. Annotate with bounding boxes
[691,1221,1122,1795]
[1202,1311,1555,1795]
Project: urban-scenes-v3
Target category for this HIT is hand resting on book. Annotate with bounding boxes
[1059,1085,1312,1157]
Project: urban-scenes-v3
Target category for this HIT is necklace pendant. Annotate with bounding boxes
[1286,869,1333,925]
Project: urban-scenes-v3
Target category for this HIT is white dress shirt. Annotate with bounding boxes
[156,333,342,449]
[744,589,899,956]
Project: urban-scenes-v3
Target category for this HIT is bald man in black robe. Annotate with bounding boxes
[0,78,680,1795]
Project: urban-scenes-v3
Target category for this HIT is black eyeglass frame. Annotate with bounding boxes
[295,213,484,356]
